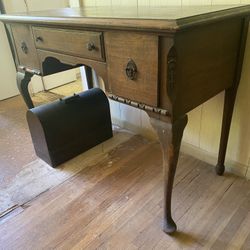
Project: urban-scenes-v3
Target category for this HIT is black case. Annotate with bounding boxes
[26,88,113,167]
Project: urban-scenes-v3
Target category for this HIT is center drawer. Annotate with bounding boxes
[32,27,105,61]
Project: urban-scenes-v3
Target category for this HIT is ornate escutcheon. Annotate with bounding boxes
[36,36,44,42]
[21,41,28,54]
[125,59,137,80]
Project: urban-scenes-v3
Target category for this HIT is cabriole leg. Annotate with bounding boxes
[149,115,188,234]
[16,71,34,109]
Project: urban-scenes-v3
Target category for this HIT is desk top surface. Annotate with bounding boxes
[1,5,250,32]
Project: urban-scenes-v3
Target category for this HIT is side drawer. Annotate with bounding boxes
[33,27,105,61]
[105,32,158,107]
[11,24,40,70]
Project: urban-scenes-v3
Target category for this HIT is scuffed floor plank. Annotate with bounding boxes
[1,86,250,249]
[1,136,250,249]
[0,127,133,217]
[0,80,134,218]
[0,80,81,190]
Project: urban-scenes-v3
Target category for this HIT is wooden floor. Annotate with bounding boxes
[0,80,82,190]
[1,91,250,249]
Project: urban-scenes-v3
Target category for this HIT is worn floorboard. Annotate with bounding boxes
[0,134,250,249]
[0,84,250,249]
[0,80,80,190]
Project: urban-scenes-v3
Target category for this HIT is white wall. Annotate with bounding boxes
[82,0,250,179]
[3,0,27,13]
[83,0,250,6]
[0,23,19,100]
[25,0,69,11]
[3,0,69,13]
[69,0,80,7]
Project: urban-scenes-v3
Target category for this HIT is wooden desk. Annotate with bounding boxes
[1,5,250,234]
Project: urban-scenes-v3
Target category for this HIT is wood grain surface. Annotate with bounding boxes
[33,27,105,61]
[105,31,158,107]
[1,85,250,249]
[11,24,40,70]
[1,134,250,249]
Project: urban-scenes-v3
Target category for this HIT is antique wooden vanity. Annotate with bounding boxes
[1,5,249,233]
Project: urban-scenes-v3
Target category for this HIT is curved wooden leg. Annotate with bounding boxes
[149,115,188,234]
[16,71,34,109]
[216,88,237,175]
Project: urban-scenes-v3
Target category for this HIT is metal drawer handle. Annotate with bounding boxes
[87,42,95,51]
[21,41,28,54]
[36,36,44,42]
[126,59,137,80]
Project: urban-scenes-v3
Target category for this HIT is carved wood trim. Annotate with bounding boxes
[167,46,177,102]
[108,93,170,116]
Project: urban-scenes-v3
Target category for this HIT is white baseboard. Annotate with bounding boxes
[181,142,249,179]
[111,121,250,180]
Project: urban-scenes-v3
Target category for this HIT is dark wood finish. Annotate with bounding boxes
[105,31,158,106]
[1,5,250,234]
[33,27,105,61]
[2,95,250,249]
[16,72,34,109]
[216,88,237,176]
[216,18,250,175]
[1,6,250,32]
[149,114,188,233]
[172,18,242,118]
[37,49,108,86]
[85,66,94,89]
[158,37,173,112]
[0,0,6,14]
[10,24,40,70]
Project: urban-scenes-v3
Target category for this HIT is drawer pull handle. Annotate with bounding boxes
[21,41,28,54]
[87,42,95,51]
[36,36,44,42]
[126,59,137,80]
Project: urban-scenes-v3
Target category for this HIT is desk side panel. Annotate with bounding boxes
[173,18,243,117]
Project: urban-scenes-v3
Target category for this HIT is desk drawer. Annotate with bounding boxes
[11,24,40,70]
[33,27,105,61]
[105,32,158,107]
